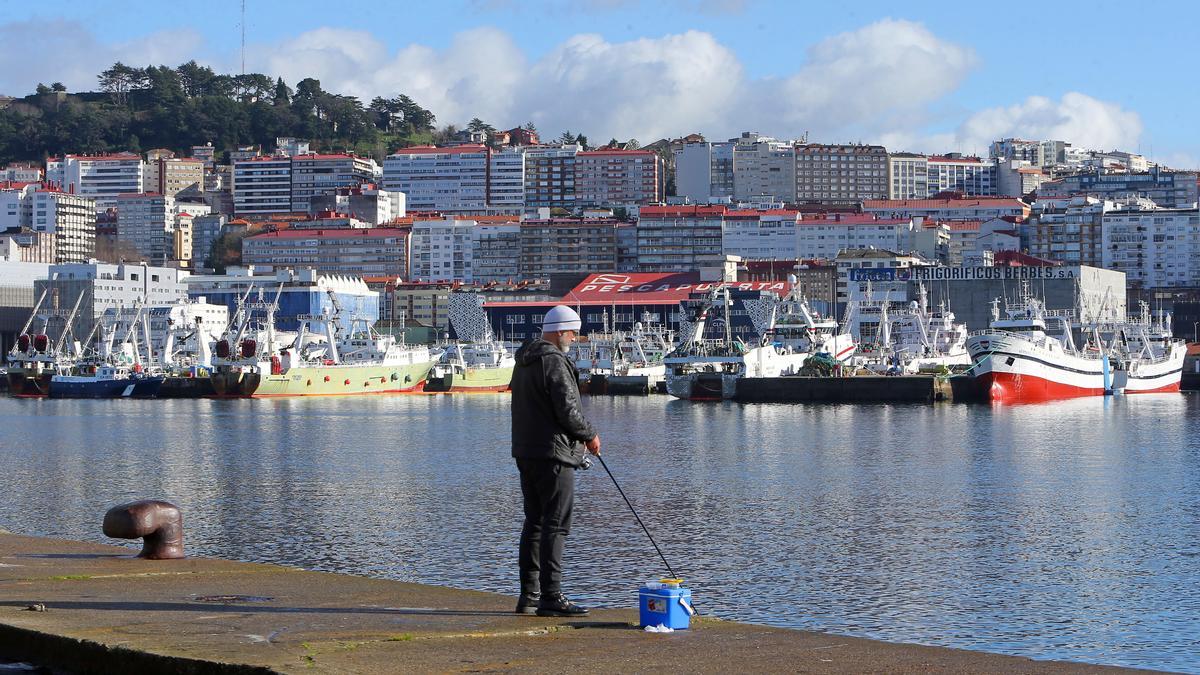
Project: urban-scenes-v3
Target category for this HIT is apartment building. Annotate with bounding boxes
[144,157,204,199]
[720,209,802,260]
[674,141,735,202]
[733,133,795,203]
[1,184,96,263]
[887,153,929,200]
[635,205,726,273]
[1039,166,1199,208]
[48,154,144,212]
[409,217,476,282]
[793,214,917,260]
[1025,196,1113,267]
[310,185,406,225]
[928,155,993,196]
[290,153,379,213]
[1102,203,1200,289]
[519,218,619,280]
[487,148,526,213]
[574,150,662,207]
[863,196,1029,221]
[383,145,487,213]
[794,143,888,205]
[33,261,189,340]
[232,156,293,216]
[242,225,410,279]
[472,223,522,284]
[524,145,580,210]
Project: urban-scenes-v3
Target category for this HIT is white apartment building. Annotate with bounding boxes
[733,133,796,203]
[3,165,42,182]
[309,185,406,225]
[794,214,919,260]
[674,141,735,203]
[48,154,144,212]
[31,190,96,264]
[888,153,929,199]
[34,261,189,340]
[488,148,526,213]
[928,155,993,196]
[232,156,293,216]
[383,145,487,212]
[409,218,478,283]
[720,209,801,259]
[289,153,379,213]
[1102,203,1200,289]
[0,184,97,263]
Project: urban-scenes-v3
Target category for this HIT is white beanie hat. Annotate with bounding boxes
[543,305,582,332]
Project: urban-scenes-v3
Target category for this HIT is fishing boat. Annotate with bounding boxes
[425,293,515,393]
[959,284,1184,402]
[49,363,164,399]
[664,288,810,400]
[211,288,434,397]
[573,312,674,394]
[768,282,857,368]
[853,283,970,374]
[6,289,80,397]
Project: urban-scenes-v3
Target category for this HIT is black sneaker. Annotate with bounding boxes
[535,594,589,617]
[515,593,540,615]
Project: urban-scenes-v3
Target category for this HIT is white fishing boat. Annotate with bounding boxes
[854,283,971,374]
[664,288,809,400]
[961,284,1184,402]
[426,293,516,393]
[572,312,674,394]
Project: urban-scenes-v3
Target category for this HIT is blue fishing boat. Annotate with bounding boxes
[49,364,164,399]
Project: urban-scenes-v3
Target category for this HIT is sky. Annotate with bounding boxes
[0,0,1196,167]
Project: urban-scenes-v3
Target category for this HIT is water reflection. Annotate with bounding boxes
[1,394,1199,671]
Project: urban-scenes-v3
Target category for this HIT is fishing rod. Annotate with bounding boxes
[595,454,679,581]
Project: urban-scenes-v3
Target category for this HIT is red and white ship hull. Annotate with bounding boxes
[964,334,1184,403]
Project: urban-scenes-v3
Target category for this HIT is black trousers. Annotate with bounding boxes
[517,458,575,598]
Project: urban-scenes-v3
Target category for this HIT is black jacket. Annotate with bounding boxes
[510,339,597,467]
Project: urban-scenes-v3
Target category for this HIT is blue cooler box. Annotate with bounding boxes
[639,585,694,629]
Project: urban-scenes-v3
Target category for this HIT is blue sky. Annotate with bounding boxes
[1,0,1196,166]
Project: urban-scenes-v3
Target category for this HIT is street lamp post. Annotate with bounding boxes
[1193,321,1198,344]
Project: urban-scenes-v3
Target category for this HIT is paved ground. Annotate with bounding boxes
[0,533,1153,674]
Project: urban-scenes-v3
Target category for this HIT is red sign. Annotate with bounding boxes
[565,273,791,303]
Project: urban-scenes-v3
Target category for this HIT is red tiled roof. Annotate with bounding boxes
[389,145,487,156]
[290,153,361,161]
[725,209,800,218]
[863,198,1026,209]
[578,149,657,157]
[639,205,727,217]
[246,227,409,240]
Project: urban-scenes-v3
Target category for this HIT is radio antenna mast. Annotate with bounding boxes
[240,0,246,77]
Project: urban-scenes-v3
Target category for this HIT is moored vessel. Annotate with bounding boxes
[959,286,1184,402]
[425,293,515,393]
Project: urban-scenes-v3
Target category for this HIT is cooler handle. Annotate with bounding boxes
[678,596,696,616]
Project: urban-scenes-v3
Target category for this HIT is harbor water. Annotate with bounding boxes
[1,394,1198,672]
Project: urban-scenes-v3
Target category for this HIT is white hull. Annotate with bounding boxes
[965,333,1185,401]
[665,347,809,400]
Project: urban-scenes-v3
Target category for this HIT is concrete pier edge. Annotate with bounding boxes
[0,532,1151,674]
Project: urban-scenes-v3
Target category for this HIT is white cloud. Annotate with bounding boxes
[953,92,1143,155]
[0,19,202,94]
[523,31,742,142]
[256,27,526,125]
[761,19,977,140]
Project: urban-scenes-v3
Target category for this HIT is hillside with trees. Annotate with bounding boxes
[0,61,440,163]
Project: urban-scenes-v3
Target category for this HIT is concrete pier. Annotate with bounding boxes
[0,532,1144,673]
[735,375,954,404]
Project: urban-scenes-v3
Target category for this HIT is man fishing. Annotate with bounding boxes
[510,305,601,617]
